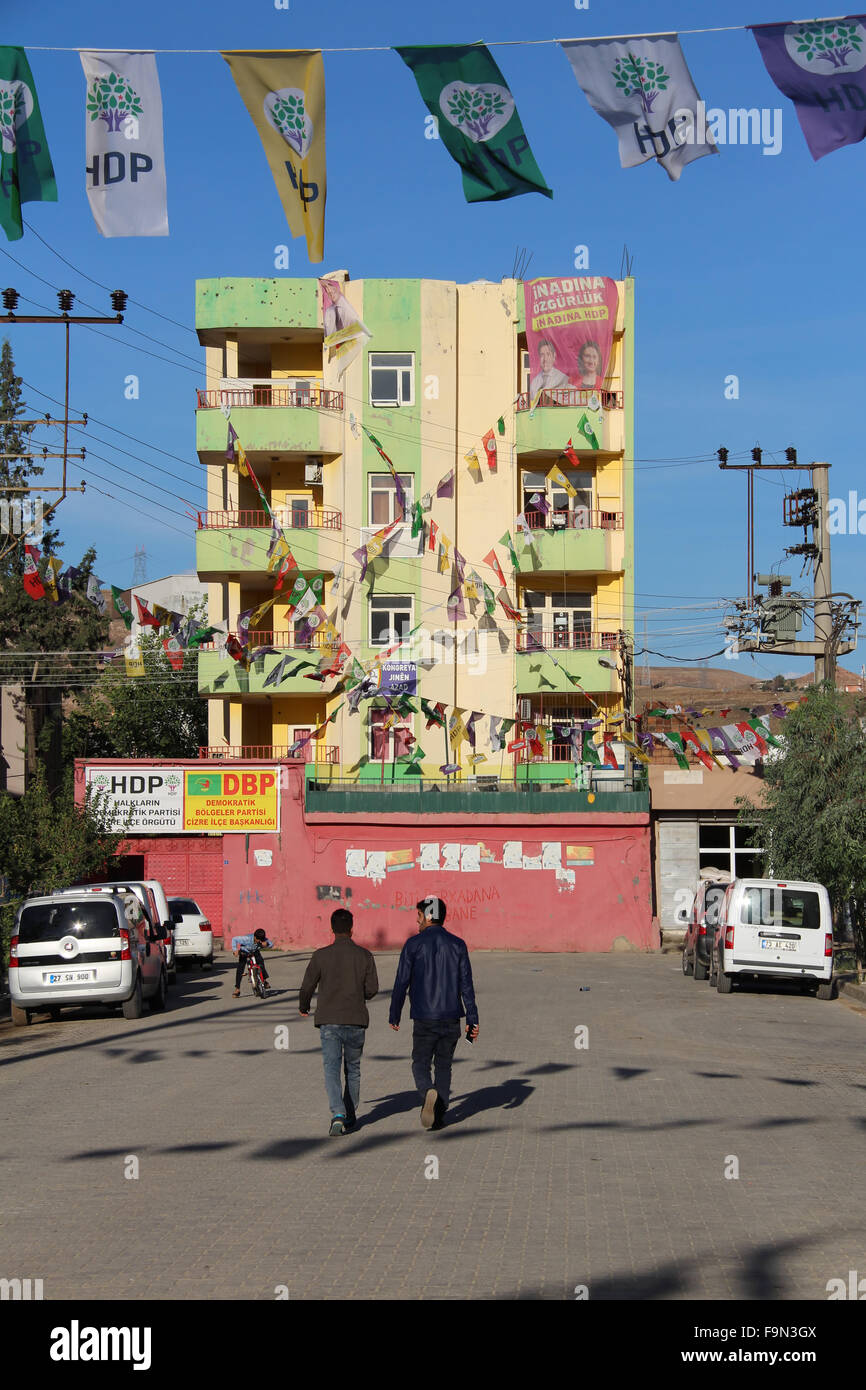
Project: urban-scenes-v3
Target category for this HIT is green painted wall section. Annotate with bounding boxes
[196,404,341,458]
[516,527,620,577]
[196,526,323,576]
[196,278,319,331]
[198,649,324,697]
[359,278,424,712]
[305,784,650,815]
[515,648,619,696]
[515,404,609,455]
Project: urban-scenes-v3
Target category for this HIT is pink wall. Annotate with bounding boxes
[76,759,655,953]
[222,766,655,953]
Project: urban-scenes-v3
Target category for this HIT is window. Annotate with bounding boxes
[698,822,764,881]
[369,708,414,762]
[370,352,414,407]
[524,591,591,648]
[369,594,413,646]
[522,468,593,528]
[287,496,310,528]
[369,473,414,526]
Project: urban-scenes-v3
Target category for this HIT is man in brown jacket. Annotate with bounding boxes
[299,908,379,1136]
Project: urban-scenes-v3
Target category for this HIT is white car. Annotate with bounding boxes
[710,878,835,999]
[9,891,167,1025]
[168,898,214,967]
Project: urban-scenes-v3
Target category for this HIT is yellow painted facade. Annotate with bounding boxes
[195,274,634,779]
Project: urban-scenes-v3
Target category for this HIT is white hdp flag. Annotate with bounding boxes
[80,51,168,235]
[560,35,717,181]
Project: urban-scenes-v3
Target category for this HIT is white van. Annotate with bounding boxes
[710,878,835,999]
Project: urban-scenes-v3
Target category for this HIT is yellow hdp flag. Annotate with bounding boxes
[44,555,62,602]
[125,651,145,677]
[236,442,251,479]
[266,536,291,573]
[464,448,482,481]
[222,50,326,263]
[249,596,277,628]
[449,709,468,749]
[547,462,577,497]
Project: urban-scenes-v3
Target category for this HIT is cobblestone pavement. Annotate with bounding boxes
[1,950,864,1300]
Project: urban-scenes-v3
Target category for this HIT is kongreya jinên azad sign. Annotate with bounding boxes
[85,767,280,834]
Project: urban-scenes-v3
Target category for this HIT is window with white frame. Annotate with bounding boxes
[369,352,414,407]
[522,468,593,528]
[369,593,413,646]
[523,590,592,648]
[698,822,764,881]
[369,472,414,527]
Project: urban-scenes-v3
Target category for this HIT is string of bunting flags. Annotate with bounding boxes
[5,17,866,244]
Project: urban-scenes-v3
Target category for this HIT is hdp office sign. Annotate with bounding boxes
[86,767,183,833]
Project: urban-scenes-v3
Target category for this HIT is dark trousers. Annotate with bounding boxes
[411,1019,461,1109]
[235,948,268,988]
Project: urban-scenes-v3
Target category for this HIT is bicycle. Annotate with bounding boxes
[242,949,269,999]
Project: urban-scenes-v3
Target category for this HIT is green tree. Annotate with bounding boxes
[64,615,209,762]
[0,769,129,967]
[0,340,110,789]
[740,685,866,963]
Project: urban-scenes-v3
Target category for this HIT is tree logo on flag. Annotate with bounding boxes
[86,73,143,133]
[264,88,313,156]
[786,20,866,72]
[439,82,514,142]
[0,81,32,152]
[611,54,670,114]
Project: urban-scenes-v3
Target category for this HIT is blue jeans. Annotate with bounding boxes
[320,1024,366,1119]
[411,1019,462,1109]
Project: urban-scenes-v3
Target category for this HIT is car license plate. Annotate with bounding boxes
[761,940,795,952]
[43,970,95,984]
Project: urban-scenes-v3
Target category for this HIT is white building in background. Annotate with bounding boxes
[128,572,209,646]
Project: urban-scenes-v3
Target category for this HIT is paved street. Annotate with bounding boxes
[1,949,864,1301]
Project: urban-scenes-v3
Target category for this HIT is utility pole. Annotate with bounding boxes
[718,447,859,682]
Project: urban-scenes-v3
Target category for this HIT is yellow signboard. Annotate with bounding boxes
[183,768,280,833]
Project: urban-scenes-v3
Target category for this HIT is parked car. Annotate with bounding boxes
[58,882,169,980]
[8,890,167,1025]
[168,897,214,968]
[68,880,177,983]
[682,879,728,981]
[709,878,835,999]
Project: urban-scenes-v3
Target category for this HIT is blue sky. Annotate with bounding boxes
[3,0,864,681]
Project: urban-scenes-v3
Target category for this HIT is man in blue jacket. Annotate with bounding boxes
[389,896,479,1129]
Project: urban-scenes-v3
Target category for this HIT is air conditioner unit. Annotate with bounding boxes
[304,457,323,485]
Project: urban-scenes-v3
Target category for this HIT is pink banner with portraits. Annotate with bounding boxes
[523,276,619,395]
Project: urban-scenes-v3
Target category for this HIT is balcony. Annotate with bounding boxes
[199,744,339,764]
[305,776,648,814]
[196,379,344,458]
[198,632,342,697]
[196,508,341,577]
[516,628,622,696]
[515,388,622,457]
[517,508,625,576]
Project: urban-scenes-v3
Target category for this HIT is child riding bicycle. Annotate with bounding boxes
[231,928,272,997]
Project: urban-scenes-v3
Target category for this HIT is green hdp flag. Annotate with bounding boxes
[188,625,219,649]
[482,581,496,616]
[576,411,600,451]
[0,49,57,242]
[411,501,424,539]
[581,732,601,767]
[111,585,133,629]
[497,416,505,435]
[395,44,552,203]
[499,530,519,571]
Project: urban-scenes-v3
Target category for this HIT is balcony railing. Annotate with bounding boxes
[198,744,340,763]
[516,387,623,412]
[516,628,620,653]
[524,508,623,531]
[198,629,338,652]
[197,508,342,530]
[197,384,343,410]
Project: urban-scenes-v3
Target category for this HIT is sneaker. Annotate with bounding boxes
[329,1116,346,1137]
[232,988,240,998]
[421,1088,438,1130]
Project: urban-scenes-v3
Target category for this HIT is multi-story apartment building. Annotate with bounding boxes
[194,272,634,783]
